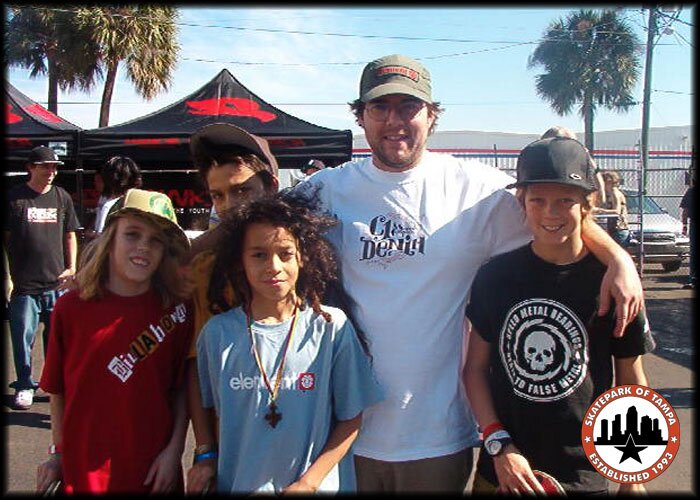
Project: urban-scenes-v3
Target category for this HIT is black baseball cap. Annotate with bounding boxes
[301,159,325,174]
[28,146,64,165]
[507,137,597,192]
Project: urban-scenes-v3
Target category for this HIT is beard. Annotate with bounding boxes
[371,136,428,172]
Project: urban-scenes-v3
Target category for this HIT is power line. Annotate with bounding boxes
[653,89,694,96]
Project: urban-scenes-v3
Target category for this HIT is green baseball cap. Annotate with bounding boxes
[106,188,190,255]
[359,54,432,103]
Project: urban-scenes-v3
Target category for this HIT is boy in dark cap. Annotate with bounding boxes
[4,146,79,410]
[464,137,654,495]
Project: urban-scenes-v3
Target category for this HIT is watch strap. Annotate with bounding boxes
[484,429,511,444]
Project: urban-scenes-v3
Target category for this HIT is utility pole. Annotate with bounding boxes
[638,5,658,276]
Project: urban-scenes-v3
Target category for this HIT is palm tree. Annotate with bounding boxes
[74,6,180,127]
[528,9,642,152]
[5,6,102,114]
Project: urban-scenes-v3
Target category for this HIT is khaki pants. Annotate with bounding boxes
[354,447,474,493]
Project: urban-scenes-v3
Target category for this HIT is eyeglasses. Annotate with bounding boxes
[365,100,426,122]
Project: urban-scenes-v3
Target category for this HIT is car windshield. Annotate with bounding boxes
[623,191,666,215]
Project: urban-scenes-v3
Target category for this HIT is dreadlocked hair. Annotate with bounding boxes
[208,189,338,322]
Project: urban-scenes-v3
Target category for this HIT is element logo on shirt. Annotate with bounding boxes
[27,207,58,224]
[359,212,426,267]
[499,298,588,402]
[298,372,315,391]
[229,371,316,392]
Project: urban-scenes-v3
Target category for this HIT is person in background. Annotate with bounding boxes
[36,188,193,494]
[540,126,606,206]
[464,136,654,495]
[594,170,631,246]
[680,167,695,289]
[292,54,644,493]
[304,158,326,176]
[184,123,280,493]
[4,146,79,411]
[289,159,326,187]
[89,156,143,237]
[197,194,382,493]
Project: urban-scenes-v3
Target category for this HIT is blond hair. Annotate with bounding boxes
[515,185,595,221]
[600,170,622,187]
[540,126,577,140]
[76,213,186,307]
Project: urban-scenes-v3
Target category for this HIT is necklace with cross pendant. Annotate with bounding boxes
[248,306,298,429]
[265,401,283,428]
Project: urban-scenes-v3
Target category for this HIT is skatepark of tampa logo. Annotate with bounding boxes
[581,385,680,483]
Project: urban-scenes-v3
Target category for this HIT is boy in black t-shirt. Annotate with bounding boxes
[463,137,655,495]
[5,147,80,410]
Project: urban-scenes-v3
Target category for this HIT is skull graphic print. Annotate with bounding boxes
[499,298,589,402]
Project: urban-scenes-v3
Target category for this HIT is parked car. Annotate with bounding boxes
[594,190,689,272]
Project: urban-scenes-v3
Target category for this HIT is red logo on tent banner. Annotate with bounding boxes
[123,138,183,147]
[25,103,62,123]
[267,138,306,147]
[6,137,33,148]
[6,104,22,124]
[186,97,277,123]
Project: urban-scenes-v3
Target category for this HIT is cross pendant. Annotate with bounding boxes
[265,402,282,428]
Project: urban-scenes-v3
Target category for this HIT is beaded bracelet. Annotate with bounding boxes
[193,450,218,463]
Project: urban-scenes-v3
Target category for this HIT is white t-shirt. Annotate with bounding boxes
[297,151,531,461]
[94,196,120,233]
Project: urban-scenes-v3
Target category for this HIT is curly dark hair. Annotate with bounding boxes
[208,190,339,322]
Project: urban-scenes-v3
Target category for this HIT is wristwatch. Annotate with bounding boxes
[484,430,513,457]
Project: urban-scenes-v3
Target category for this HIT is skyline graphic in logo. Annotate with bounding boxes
[582,385,680,483]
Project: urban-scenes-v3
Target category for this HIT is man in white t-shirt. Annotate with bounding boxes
[294,54,644,493]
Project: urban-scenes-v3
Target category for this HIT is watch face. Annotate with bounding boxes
[485,439,502,456]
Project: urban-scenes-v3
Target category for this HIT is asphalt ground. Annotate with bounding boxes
[2,262,696,494]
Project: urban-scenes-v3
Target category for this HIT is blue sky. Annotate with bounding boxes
[6,6,694,136]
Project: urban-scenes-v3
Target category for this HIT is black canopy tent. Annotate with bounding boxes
[4,82,82,170]
[78,69,353,170]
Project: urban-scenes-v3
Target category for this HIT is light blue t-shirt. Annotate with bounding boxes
[197,304,383,494]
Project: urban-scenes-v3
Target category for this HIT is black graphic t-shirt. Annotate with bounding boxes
[6,184,80,294]
[466,243,655,493]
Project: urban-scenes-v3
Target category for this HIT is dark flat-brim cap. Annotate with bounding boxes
[507,137,597,192]
[28,146,64,165]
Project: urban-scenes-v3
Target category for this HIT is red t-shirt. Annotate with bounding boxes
[40,289,193,493]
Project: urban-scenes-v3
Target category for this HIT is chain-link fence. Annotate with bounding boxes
[352,147,694,214]
[352,146,694,272]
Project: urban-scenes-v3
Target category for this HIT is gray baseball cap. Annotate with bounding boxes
[359,54,432,103]
[507,137,597,192]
